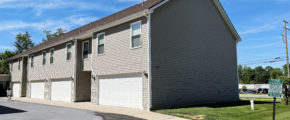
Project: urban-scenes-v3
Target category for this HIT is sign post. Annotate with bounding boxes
[268,79,283,120]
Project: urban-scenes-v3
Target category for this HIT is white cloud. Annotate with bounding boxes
[0,46,15,51]
[240,20,281,36]
[0,15,98,32]
[0,0,120,16]
[239,42,282,50]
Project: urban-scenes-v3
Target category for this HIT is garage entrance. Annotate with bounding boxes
[31,82,45,99]
[51,80,72,102]
[12,83,20,97]
[99,74,143,109]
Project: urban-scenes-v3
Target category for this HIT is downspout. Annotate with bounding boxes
[146,0,170,111]
[146,13,152,111]
[90,35,96,104]
[73,39,78,102]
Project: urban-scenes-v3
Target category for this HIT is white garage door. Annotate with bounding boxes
[31,82,45,99]
[51,80,72,102]
[12,83,20,97]
[99,75,143,109]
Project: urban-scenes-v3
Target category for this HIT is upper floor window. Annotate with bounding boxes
[30,55,34,68]
[97,33,105,54]
[42,51,46,65]
[83,41,89,59]
[131,21,142,48]
[66,43,72,61]
[18,59,21,70]
[50,49,54,64]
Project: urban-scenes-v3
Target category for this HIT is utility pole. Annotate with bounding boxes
[283,20,290,78]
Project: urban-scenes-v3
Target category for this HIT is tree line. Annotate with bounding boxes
[0,28,66,74]
[238,64,290,84]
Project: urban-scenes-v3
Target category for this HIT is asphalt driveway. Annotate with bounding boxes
[0,99,145,120]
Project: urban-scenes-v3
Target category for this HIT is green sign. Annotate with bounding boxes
[268,79,283,98]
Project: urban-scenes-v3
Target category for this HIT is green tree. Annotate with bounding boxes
[14,31,34,53]
[238,65,243,83]
[270,68,283,79]
[243,66,254,84]
[253,66,267,84]
[0,51,15,74]
[42,28,66,42]
[282,64,290,76]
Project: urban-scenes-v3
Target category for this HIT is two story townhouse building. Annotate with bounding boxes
[8,0,240,110]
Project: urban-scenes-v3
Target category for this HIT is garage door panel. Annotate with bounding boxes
[31,82,45,99]
[99,75,143,109]
[12,83,20,97]
[51,80,72,102]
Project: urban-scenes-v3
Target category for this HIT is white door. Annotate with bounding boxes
[99,75,143,109]
[12,83,20,97]
[51,80,72,102]
[31,82,45,99]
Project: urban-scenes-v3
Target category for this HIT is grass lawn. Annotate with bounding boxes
[155,100,290,120]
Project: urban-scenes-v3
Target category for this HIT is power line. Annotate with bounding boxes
[239,56,286,64]
[240,59,287,66]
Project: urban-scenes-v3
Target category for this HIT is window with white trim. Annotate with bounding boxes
[97,33,105,54]
[66,43,72,61]
[30,55,34,68]
[131,21,142,48]
[18,59,21,70]
[50,49,54,64]
[42,51,46,65]
[83,41,89,59]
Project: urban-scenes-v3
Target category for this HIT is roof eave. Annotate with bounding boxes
[8,9,152,61]
[212,0,241,42]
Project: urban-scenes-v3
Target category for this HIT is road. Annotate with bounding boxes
[240,94,272,98]
[0,99,145,120]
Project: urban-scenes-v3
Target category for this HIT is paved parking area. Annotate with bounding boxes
[0,97,187,120]
[0,99,104,120]
[0,100,149,120]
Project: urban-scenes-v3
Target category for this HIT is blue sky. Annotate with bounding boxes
[0,0,289,68]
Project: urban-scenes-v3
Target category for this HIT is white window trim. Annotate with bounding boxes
[97,32,105,55]
[82,40,89,60]
[42,51,46,66]
[50,48,54,64]
[66,43,72,61]
[130,20,142,49]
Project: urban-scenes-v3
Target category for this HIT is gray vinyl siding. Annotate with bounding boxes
[150,0,239,109]
[10,59,22,83]
[27,41,75,81]
[75,40,91,102]
[10,58,27,97]
[91,17,149,110]
[26,41,76,99]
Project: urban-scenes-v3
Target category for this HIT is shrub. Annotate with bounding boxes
[242,86,247,92]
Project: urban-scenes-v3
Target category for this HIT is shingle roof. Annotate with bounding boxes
[9,0,163,60]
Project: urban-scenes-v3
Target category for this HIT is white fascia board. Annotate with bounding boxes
[212,0,241,42]
[74,10,151,40]
[149,0,169,13]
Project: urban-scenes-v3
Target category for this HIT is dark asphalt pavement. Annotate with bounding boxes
[0,99,145,120]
